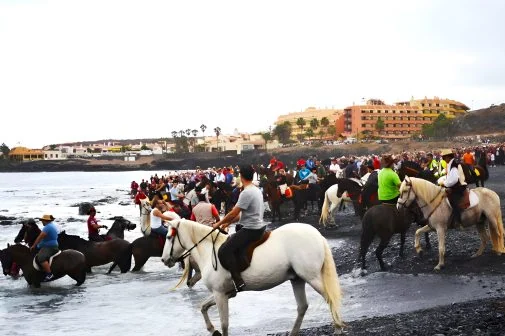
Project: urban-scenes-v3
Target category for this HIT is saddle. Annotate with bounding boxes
[220,231,271,273]
[445,189,479,210]
[33,251,61,271]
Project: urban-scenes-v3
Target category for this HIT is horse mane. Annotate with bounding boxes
[181,219,228,245]
[408,177,443,203]
[59,232,90,246]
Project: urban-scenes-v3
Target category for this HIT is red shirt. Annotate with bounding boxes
[87,216,99,235]
[373,158,381,170]
[135,191,147,205]
[297,159,306,167]
[131,182,139,190]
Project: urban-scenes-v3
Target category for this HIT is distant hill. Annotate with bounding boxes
[55,137,175,147]
[451,103,505,136]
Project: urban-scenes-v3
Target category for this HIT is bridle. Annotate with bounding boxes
[167,220,225,271]
[397,178,446,221]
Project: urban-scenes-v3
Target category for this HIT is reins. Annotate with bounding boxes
[170,221,225,271]
[398,181,446,224]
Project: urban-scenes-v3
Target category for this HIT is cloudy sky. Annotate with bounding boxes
[0,0,504,148]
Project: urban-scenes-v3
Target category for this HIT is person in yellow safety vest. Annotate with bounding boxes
[426,153,446,178]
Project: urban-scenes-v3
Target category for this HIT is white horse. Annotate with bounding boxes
[139,198,201,286]
[320,180,360,225]
[161,219,343,336]
[398,177,505,271]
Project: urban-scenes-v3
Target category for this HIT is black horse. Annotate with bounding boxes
[0,244,86,288]
[359,204,421,271]
[14,217,136,246]
[14,221,132,273]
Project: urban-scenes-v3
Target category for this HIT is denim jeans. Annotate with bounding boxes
[151,225,168,237]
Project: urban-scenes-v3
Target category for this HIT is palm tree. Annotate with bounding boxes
[214,127,221,152]
[261,132,273,151]
[185,129,191,136]
[318,129,325,140]
[320,117,330,128]
[192,129,198,137]
[305,129,314,140]
[309,118,319,130]
[200,124,207,137]
[327,125,336,139]
[296,117,306,137]
[179,130,185,137]
[171,131,177,138]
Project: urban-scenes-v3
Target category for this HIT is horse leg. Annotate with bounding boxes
[472,222,489,258]
[434,227,447,271]
[415,225,432,256]
[214,292,230,336]
[399,231,406,258]
[360,230,374,270]
[188,258,201,288]
[290,279,308,336]
[200,295,217,334]
[132,253,149,272]
[375,236,391,271]
[107,262,117,274]
[424,232,432,250]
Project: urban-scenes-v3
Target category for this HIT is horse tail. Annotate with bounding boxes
[320,191,330,226]
[321,239,343,328]
[173,258,190,290]
[484,191,505,254]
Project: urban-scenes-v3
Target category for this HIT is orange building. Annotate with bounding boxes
[336,97,469,139]
[8,147,44,161]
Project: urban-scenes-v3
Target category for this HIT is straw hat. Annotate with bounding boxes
[38,214,55,221]
[440,149,454,157]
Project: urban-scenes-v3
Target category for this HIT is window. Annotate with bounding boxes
[56,154,59,158]
[385,110,389,113]
[50,154,53,158]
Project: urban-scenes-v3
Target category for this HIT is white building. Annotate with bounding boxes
[43,149,67,160]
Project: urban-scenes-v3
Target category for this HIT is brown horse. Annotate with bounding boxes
[0,244,86,288]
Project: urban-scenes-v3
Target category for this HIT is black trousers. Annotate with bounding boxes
[219,226,266,277]
[448,185,466,222]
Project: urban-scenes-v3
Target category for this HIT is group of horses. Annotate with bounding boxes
[0,216,177,288]
[1,158,501,336]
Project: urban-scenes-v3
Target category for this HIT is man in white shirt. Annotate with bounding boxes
[440,149,467,226]
[329,158,342,177]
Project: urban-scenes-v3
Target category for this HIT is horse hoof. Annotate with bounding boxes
[211,331,222,336]
[417,250,424,258]
[434,265,444,272]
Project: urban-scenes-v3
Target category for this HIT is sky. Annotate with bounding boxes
[0,0,504,148]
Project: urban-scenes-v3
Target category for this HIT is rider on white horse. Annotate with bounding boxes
[213,164,266,292]
[439,148,467,226]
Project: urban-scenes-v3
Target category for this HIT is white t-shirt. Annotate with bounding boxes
[150,209,163,229]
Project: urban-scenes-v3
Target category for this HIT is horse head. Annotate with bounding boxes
[14,219,40,247]
[161,219,183,268]
[0,245,15,276]
[108,216,137,231]
[398,176,415,209]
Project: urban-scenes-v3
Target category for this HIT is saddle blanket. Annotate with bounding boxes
[33,250,61,271]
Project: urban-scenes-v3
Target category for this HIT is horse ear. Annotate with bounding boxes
[405,176,412,186]
[7,243,10,247]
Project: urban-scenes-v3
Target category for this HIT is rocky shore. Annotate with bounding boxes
[266,166,505,336]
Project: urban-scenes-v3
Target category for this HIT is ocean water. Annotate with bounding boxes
[0,172,502,335]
